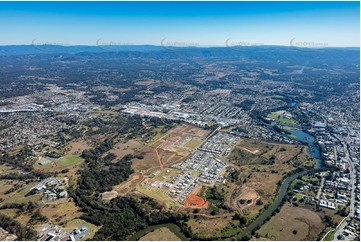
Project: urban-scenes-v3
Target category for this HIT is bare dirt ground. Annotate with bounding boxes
[184,194,209,209]
[233,187,260,212]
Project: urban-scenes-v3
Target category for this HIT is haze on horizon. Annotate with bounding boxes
[0,1,359,47]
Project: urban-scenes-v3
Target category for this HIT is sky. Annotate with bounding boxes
[0,1,359,47]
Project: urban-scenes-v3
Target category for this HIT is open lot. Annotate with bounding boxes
[183,139,203,149]
[105,139,142,161]
[64,218,99,240]
[187,217,240,239]
[149,124,210,165]
[139,227,181,241]
[33,155,84,172]
[41,199,81,225]
[0,182,42,204]
[68,139,92,155]
[135,184,179,209]
[256,202,325,240]
[227,139,314,218]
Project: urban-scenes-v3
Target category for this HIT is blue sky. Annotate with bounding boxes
[0,1,359,47]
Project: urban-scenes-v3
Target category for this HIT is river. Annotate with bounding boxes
[129,105,323,240]
[238,169,309,238]
[285,128,323,168]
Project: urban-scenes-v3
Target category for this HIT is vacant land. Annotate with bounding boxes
[135,184,179,209]
[0,182,41,205]
[256,203,325,240]
[187,217,240,239]
[183,139,202,149]
[33,155,84,172]
[227,139,314,218]
[40,199,81,225]
[64,218,99,240]
[147,125,207,169]
[68,139,92,155]
[105,139,142,161]
[139,227,181,241]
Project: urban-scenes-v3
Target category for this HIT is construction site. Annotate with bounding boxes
[136,124,239,208]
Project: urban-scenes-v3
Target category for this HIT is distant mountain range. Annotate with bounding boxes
[0,45,359,56]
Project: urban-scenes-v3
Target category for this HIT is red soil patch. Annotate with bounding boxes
[184,194,209,208]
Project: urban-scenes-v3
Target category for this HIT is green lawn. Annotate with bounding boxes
[267,111,285,120]
[266,111,297,127]
[58,155,83,167]
[323,229,335,241]
[279,117,296,126]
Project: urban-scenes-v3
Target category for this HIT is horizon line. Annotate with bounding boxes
[0,44,359,48]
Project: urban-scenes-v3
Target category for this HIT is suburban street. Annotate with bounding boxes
[333,135,357,240]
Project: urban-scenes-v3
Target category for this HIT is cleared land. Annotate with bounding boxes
[256,202,325,240]
[135,184,179,209]
[106,139,159,171]
[149,124,210,165]
[183,139,202,149]
[64,218,99,240]
[41,200,81,225]
[68,140,92,155]
[184,194,208,209]
[139,227,181,241]
[227,139,314,218]
[187,217,240,239]
[33,155,84,172]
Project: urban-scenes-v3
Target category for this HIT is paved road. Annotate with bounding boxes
[333,134,356,240]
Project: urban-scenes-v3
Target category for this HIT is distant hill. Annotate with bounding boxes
[0,45,165,55]
[0,44,358,56]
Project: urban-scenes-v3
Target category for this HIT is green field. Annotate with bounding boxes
[267,111,297,127]
[57,155,83,167]
[34,155,83,171]
[0,183,41,205]
[279,117,296,126]
[267,111,285,120]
